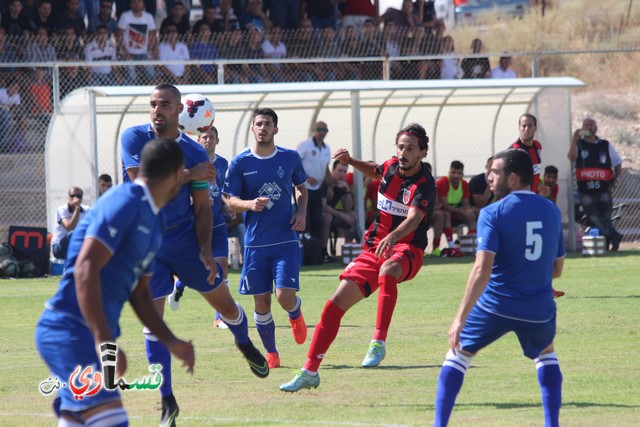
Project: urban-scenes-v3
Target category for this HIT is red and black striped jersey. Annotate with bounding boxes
[509,139,542,193]
[364,158,436,251]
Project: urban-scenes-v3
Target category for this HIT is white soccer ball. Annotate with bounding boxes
[179,93,215,136]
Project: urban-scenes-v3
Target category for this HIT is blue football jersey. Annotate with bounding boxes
[121,124,210,228]
[476,191,566,322]
[211,154,228,229]
[45,181,164,338]
[224,146,307,247]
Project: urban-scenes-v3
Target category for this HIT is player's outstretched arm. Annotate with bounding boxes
[331,148,381,179]
[184,161,216,183]
[449,251,494,354]
[129,276,195,374]
[74,237,116,350]
[192,189,217,284]
[290,183,308,232]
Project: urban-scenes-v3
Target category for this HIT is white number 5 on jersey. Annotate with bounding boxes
[525,221,543,261]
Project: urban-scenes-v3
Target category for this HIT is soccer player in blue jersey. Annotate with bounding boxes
[223,107,309,370]
[121,85,268,426]
[433,148,566,427]
[35,138,195,426]
[169,126,230,329]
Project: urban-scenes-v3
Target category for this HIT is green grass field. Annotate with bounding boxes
[1,252,639,426]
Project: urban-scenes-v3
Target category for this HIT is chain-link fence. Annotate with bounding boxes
[1,23,639,249]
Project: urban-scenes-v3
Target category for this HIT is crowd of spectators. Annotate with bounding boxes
[0,0,521,153]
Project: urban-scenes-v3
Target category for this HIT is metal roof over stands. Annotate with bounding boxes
[46,77,585,248]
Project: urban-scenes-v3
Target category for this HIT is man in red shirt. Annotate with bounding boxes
[280,123,436,392]
[436,160,477,246]
[509,113,543,193]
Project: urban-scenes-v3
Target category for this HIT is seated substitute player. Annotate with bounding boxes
[223,107,309,370]
[35,139,195,426]
[169,126,231,330]
[436,161,477,244]
[469,156,494,209]
[280,123,436,392]
[433,149,566,427]
[121,85,268,426]
[538,165,559,204]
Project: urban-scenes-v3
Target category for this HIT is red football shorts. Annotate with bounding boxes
[339,243,424,297]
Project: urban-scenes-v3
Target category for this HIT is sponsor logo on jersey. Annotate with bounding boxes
[377,193,409,217]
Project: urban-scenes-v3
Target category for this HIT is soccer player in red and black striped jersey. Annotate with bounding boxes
[510,113,543,194]
[280,123,436,392]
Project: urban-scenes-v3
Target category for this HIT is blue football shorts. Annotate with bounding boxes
[238,241,300,295]
[459,304,557,359]
[211,224,229,259]
[151,221,224,298]
[35,309,121,413]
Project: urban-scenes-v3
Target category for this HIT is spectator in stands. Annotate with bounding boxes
[287,18,321,81]
[160,1,191,37]
[158,23,190,84]
[88,0,118,36]
[539,165,558,204]
[115,0,155,19]
[268,0,299,30]
[1,0,32,37]
[340,0,379,28]
[321,159,359,261]
[244,27,267,83]
[28,67,52,121]
[340,25,364,80]
[212,0,241,33]
[51,186,90,260]
[382,20,406,79]
[0,81,21,152]
[60,55,87,98]
[261,25,287,82]
[189,23,219,84]
[0,27,19,74]
[360,17,383,79]
[98,173,113,196]
[84,24,118,85]
[491,55,516,78]
[24,26,57,63]
[53,0,87,37]
[380,0,423,28]
[461,38,490,79]
[243,0,272,31]
[220,27,249,83]
[469,156,494,209]
[30,0,56,36]
[192,4,216,35]
[440,35,462,79]
[317,26,342,80]
[436,160,477,245]
[55,25,84,60]
[305,0,337,30]
[117,0,158,85]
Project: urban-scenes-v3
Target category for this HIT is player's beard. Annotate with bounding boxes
[258,136,273,147]
[491,177,509,199]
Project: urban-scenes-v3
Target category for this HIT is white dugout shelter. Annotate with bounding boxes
[46,78,585,250]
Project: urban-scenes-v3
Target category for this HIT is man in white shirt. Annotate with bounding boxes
[117,0,157,84]
[51,187,90,260]
[0,82,20,152]
[84,24,117,85]
[296,121,332,262]
[490,56,517,79]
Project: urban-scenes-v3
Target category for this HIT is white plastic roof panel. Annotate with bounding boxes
[46,78,585,248]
